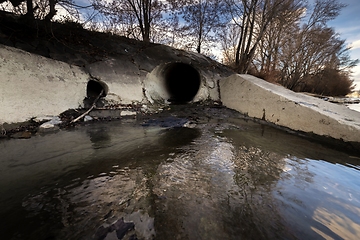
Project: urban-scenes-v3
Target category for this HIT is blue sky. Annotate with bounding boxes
[327,0,360,90]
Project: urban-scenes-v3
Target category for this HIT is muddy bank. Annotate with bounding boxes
[2,104,360,157]
[0,102,152,139]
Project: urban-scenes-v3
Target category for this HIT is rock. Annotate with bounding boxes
[109,218,135,239]
[38,116,62,132]
[32,116,54,123]
[84,115,93,122]
[183,121,197,128]
[39,122,59,132]
[48,116,62,125]
[141,105,148,113]
[10,131,32,139]
[94,218,135,240]
[120,110,137,117]
[124,211,155,240]
[89,109,121,118]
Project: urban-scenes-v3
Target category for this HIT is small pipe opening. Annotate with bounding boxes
[164,63,201,103]
[87,80,107,98]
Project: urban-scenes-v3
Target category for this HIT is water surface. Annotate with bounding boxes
[1,106,359,240]
[347,102,360,112]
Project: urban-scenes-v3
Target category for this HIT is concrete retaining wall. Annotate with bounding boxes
[0,45,89,123]
[219,74,360,143]
[0,44,233,124]
[86,57,144,104]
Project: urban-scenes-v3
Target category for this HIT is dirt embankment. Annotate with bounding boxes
[0,10,148,66]
[0,10,232,72]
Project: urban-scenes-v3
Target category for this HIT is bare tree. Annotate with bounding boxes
[224,0,305,73]
[0,0,35,18]
[253,0,304,81]
[276,0,358,93]
[220,0,357,95]
[1,0,89,21]
[167,0,226,54]
[92,0,166,42]
[220,22,241,66]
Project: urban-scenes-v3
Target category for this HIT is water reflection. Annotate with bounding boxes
[87,125,112,149]
[152,132,290,239]
[0,107,360,240]
[1,121,201,239]
[219,121,360,239]
[274,157,360,240]
[346,103,360,112]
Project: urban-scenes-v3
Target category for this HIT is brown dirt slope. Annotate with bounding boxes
[0,10,233,76]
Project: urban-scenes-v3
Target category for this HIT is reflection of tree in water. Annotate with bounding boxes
[230,147,357,240]
[224,145,295,239]
[273,156,354,240]
[151,127,297,239]
[21,167,153,240]
[219,121,360,239]
[18,125,202,239]
[282,157,314,188]
[158,127,201,148]
[86,126,112,149]
[234,146,285,187]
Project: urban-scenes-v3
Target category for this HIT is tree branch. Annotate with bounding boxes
[71,89,104,123]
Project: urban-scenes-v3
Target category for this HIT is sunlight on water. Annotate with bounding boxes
[347,103,360,112]
[1,106,359,240]
[274,157,360,239]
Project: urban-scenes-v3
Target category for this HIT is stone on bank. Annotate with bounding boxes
[39,116,62,132]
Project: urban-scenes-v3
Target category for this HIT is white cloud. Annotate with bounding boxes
[351,40,360,50]
[351,65,360,90]
[338,25,360,35]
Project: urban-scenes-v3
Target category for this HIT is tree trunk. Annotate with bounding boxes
[45,0,57,21]
[197,21,203,53]
[25,0,34,19]
[142,0,151,42]
[235,25,243,65]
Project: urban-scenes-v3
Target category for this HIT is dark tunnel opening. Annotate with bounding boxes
[87,80,107,99]
[164,63,201,103]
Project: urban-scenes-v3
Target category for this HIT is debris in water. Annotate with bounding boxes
[94,218,135,240]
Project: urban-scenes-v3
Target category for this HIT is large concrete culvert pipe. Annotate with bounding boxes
[164,63,201,103]
[144,62,202,104]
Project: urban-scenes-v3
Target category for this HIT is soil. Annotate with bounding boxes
[0,10,232,73]
[0,10,152,66]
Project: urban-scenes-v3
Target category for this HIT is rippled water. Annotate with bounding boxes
[1,106,360,240]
